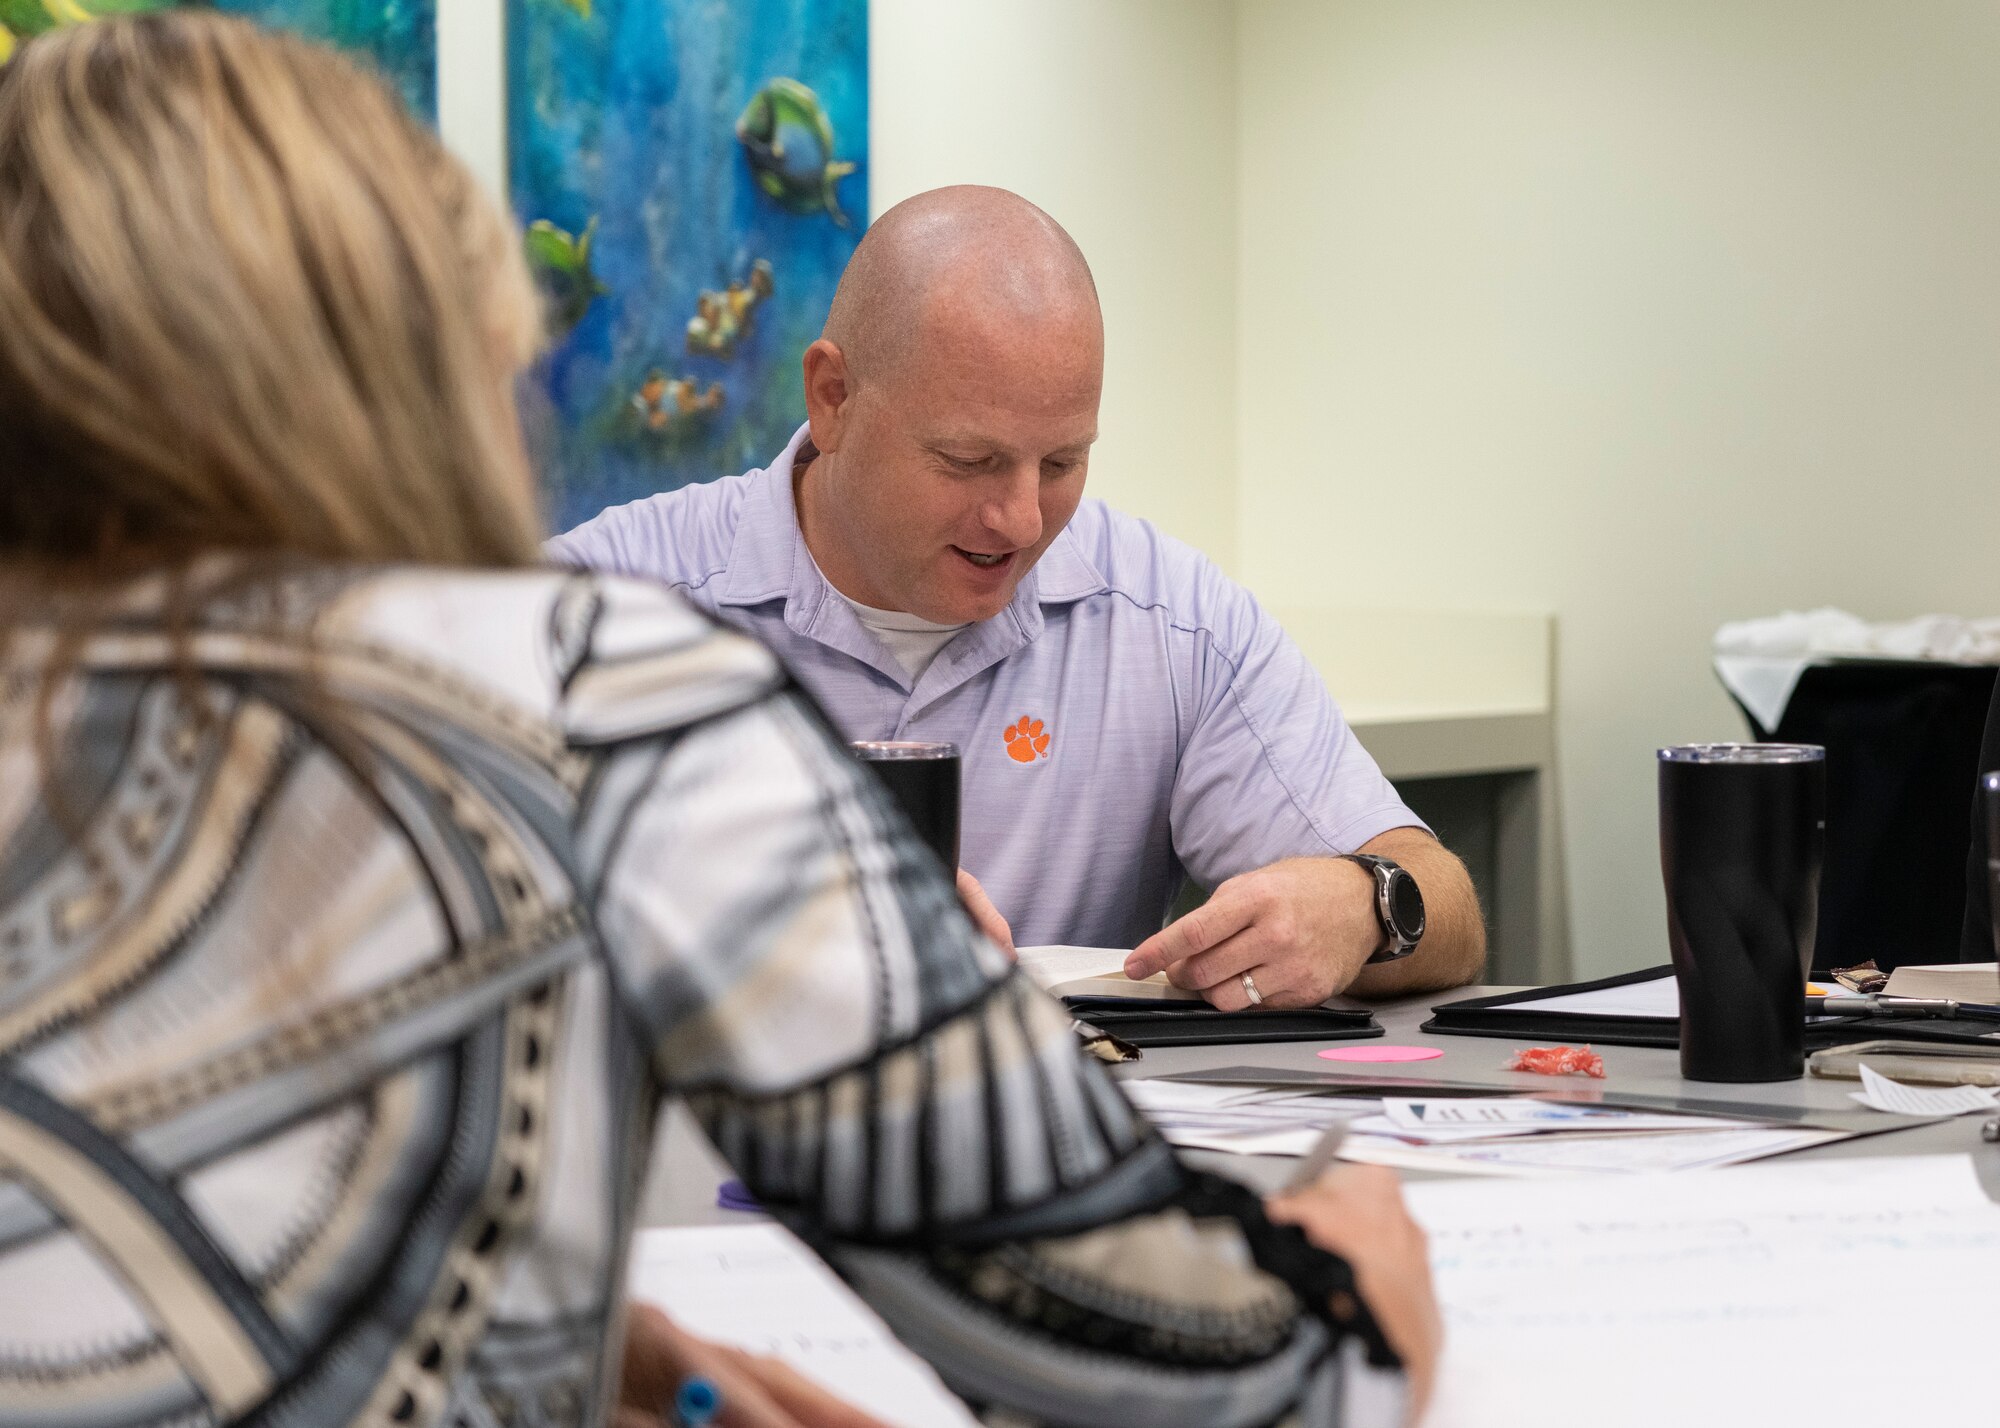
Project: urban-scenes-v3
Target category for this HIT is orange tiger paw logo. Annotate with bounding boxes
[1004,715,1050,763]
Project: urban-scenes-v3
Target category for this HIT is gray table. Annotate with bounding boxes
[639,984,2000,1224]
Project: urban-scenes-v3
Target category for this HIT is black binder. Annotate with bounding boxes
[1063,997,1382,1048]
[1423,965,2000,1051]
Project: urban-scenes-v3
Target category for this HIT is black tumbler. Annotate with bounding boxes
[1659,743,1825,1082]
[1983,771,2000,969]
[851,741,961,870]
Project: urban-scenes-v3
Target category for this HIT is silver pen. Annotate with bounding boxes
[1807,995,2000,1021]
[1281,1120,1354,1192]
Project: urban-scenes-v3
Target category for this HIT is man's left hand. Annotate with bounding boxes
[1122,856,1380,1009]
[956,869,1015,958]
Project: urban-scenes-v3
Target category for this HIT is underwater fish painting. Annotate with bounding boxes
[0,0,435,118]
[736,77,858,226]
[509,0,866,530]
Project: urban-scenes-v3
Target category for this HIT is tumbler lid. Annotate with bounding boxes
[850,740,959,760]
[1657,743,1824,764]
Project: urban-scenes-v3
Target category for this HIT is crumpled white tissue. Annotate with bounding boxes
[1713,608,2000,732]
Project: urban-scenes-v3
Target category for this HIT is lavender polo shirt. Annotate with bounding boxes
[549,426,1424,948]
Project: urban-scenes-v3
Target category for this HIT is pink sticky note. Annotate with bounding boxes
[1318,1045,1444,1063]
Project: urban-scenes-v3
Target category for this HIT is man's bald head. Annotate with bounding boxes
[822,186,1101,384]
[795,187,1103,624]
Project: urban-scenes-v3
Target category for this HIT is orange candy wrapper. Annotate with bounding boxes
[1507,1044,1606,1078]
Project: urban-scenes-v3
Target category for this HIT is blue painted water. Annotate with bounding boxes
[214,0,435,117]
[509,0,867,534]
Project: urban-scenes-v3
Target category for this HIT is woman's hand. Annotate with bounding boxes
[956,868,1015,958]
[614,1302,894,1428]
[1265,1165,1442,1426]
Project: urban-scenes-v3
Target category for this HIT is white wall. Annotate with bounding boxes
[871,0,1241,568]
[435,0,506,203]
[1236,0,2000,974]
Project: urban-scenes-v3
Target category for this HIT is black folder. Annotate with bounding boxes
[1423,964,2000,1051]
[1422,966,1682,1047]
[1063,996,1382,1048]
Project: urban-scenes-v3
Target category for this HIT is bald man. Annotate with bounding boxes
[552,186,1485,1005]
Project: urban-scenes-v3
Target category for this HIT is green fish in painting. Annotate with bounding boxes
[0,0,164,44]
[735,77,857,227]
[525,216,610,336]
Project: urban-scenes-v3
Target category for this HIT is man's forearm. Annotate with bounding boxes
[1345,828,1487,998]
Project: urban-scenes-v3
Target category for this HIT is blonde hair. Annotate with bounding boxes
[0,11,545,581]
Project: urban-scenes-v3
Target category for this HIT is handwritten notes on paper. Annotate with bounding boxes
[1409,1155,2000,1428]
[629,1224,981,1428]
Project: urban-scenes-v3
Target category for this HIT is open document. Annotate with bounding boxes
[1017,943,1199,1000]
[1411,1154,2000,1428]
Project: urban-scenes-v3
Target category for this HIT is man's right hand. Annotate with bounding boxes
[1264,1166,1442,1426]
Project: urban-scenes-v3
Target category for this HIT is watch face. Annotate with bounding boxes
[1388,870,1426,937]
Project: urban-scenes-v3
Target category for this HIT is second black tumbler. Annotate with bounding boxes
[1659,743,1825,1083]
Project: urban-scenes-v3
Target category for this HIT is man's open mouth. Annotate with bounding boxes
[953,548,1013,569]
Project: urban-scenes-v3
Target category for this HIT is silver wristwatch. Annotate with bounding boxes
[1340,853,1425,963]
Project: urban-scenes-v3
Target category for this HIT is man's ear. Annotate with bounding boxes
[801,339,853,453]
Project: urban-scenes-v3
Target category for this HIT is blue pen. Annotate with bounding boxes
[673,1375,722,1426]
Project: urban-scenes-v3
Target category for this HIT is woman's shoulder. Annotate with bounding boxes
[313,565,786,745]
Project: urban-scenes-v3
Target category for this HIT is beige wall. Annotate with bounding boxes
[871,0,1242,569]
[1237,0,2000,974]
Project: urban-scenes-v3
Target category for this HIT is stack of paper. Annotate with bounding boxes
[1122,1079,1379,1156]
[1122,1079,1846,1176]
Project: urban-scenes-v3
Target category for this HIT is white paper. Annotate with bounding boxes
[1504,975,1680,1018]
[1377,1098,1754,1139]
[1410,1155,2000,1428]
[1016,944,1131,990]
[1119,1079,1278,1113]
[629,1224,980,1428]
[1383,1099,1727,1131]
[1851,1063,2000,1117]
[1341,1126,1842,1177]
[1160,1126,1330,1157]
[1018,944,1201,1002]
[1120,1081,1381,1143]
[1346,1114,1558,1144]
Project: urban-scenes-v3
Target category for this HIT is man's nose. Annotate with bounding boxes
[983,466,1043,548]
